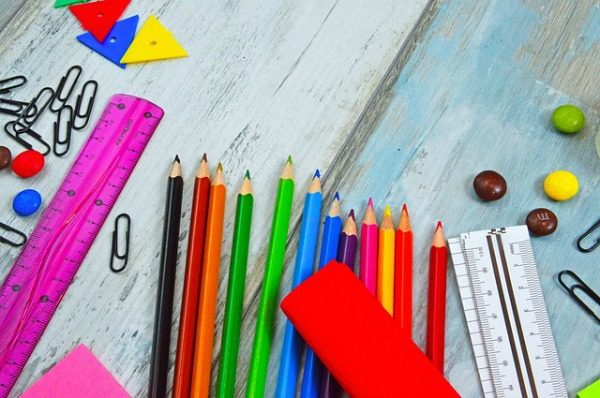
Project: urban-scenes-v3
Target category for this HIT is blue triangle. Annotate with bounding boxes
[76,15,139,69]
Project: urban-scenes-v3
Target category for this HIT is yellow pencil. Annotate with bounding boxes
[377,205,395,315]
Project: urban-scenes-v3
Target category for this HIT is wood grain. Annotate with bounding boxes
[0,0,434,397]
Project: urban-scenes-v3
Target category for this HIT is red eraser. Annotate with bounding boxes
[280,261,459,398]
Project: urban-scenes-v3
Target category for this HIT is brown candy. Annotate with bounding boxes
[473,170,507,201]
[0,146,11,170]
[526,208,558,236]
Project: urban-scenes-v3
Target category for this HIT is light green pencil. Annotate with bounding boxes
[246,157,295,397]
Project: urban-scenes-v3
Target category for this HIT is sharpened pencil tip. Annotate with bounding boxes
[174,155,180,163]
[402,203,408,212]
[436,221,443,230]
[314,169,321,178]
[349,209,355,220]
[286,155,293,165]
[201,153,207,162]
[217,162,223,171]
[384,205,392,217]
[368,197,374,208]
[334,192,340,201]
[245,169,251,179]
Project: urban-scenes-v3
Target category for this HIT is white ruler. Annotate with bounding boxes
[449,226,567,398]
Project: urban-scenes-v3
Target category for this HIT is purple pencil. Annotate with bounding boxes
[320,209,357,398]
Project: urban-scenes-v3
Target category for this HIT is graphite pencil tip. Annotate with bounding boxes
[201,153,208,162]
[174,154,180,163]
[349,209,355,220]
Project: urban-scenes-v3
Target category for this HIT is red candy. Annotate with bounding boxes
[12,150,45,178]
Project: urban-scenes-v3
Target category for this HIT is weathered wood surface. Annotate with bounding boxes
[0,0,435,397]
[331,0,600,396]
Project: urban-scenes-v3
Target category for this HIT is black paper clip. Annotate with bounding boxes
[4,121,51,155]
[73,80,98,130]
[0,75,27,95]
[0,98,37,117]
[53,105,73,157]
[50,65,82,112]
[576,217,600,253]
[558,270,600,324]
[110,213,131,273]
[15,87,55,128]
[0,222,27,247]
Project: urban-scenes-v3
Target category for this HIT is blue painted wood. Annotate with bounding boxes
[327,0,600,396]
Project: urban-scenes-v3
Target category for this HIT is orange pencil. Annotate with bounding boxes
[173,154,211,398]
[394,204,413,335]
[190,164,227,398]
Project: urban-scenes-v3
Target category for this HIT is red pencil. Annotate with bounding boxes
[426,221,447,373]
[394,204,412,336]
[172,154,211,398]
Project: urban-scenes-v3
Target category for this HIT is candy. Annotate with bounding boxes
[13,189,42,217]
[544,170,578,201]
[12,150,45,178]
[552,105,585,134]
[473,170,507,201]
[0,146,11,170]
[526,208,558,236]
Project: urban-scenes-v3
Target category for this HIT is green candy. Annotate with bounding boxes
[552,104,585,134]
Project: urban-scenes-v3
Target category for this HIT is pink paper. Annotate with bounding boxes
[21,344,130,398]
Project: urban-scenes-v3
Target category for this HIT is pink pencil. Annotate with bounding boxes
[360,198,378,295]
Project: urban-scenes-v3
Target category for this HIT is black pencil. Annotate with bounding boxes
[149,155,184,398]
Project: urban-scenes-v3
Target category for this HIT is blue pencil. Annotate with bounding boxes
[275,170,323,398]
[299,192,342,398]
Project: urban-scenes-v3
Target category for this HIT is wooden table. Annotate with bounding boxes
[0,0,598,396]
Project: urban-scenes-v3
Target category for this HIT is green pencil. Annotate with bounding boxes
[216,171,254,398]
[246,157,295,397]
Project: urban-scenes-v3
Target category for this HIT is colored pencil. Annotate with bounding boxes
[149,156,183,398]
[320,209,357,398]
[216,171,254,398]
[246,157,295,397]
[173,154,211,398]
[426,221,448,372]
[377,205,395,315]
[190,164,227,398]
[276,170,323,398]
[359,198,378,295]
[394,203,413,335]
[300,193,342,398]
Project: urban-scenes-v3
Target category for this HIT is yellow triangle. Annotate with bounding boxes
[121,16,187,64]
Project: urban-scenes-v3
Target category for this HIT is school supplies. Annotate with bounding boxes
[0,94,163,398]
[359,198,377,295]
[449,225,567,398]
[394,204,412,334]
[281,261,460,398]
[190,164,227,398]
[77,16,139,69]
[321,209,358,398]
[173,155,211,398]
[300,194,342,398]
[276,171,322,398]
[247,157,295,397]
[149,157,184,398]
[377,205,395,315]
[578,378,600,398]
[217,171,254,398]
[426,221,447,372]
[0,222,27,247]
[558,270,600,324]
[0,75,27,94]
[69,0,131,42]
[54,0,89,8]
[109,213,131,273]
[577,216,600,252]
[121,16,188,64]
[21,345,130,398]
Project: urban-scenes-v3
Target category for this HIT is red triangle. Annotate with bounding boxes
[69,0,131,43]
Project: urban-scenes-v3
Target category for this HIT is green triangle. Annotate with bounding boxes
[54,0,89,8]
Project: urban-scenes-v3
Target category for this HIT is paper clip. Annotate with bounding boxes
[4,121,51,155]
[53,105,73,157]
[558,270,600,324]
[110,213,131,273]
[73,80,98,130]
[50,65,82,112]
[577,217,600,253]
[15,87,55,128]
[0,75,27,94]
[0,222,27,247]
[0,98,37,117]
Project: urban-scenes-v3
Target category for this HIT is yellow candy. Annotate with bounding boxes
[543,170,579,201]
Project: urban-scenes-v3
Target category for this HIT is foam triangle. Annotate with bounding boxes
[77,15,139,69]
[120,16,187,64]
[69,0,130,42]
[54,0,88,8]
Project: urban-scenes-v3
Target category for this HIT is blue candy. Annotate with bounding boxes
[13,189,42,217]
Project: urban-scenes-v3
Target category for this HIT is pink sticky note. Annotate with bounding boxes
[21,344,131,398]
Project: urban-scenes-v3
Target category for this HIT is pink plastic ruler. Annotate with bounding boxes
[0,94,164,398]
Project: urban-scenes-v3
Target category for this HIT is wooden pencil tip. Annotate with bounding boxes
[281,158,294,179]
[245,169,251,179]
[349,209,355,220]
[436,221,443,230]
[314,169,321,178]
[174,154,180,163]
[368,197,374,209]
[433,221,446,247]
[240,172,253,194]
[398,204,411,231]
[217,162,223,171]
[286,155,293,165]
[384,205,392,217]
[201,153,208,162]
[402,203,407,212]
[334,192,340,201]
